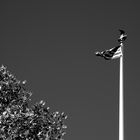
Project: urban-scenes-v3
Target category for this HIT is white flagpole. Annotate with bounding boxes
[119,42,124,140]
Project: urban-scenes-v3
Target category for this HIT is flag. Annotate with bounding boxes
[95,29,127,60]
[95,45,122,60]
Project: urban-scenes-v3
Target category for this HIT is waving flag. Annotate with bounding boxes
[95,45,122,60]
[95,29,127,60]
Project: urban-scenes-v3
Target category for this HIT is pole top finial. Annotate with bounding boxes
[118,29,127,43]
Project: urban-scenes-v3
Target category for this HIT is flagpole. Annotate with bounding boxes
[95,29,127,140]
[119,42,124,140]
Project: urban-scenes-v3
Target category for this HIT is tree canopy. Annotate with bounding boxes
[0,65,67,140]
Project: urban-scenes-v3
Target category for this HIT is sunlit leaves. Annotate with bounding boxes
[0,65,67,140]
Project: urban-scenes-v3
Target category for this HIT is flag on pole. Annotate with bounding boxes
[95,29,127,60]
[95,29,127,140]
[95,45,122,60]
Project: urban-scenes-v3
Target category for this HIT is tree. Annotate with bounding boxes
[0,65,67,140]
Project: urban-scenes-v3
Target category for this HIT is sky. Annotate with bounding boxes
[0,0,140,140]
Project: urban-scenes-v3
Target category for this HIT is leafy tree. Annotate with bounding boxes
[0,65,67,140]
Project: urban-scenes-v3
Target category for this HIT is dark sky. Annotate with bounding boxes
[0,0,140,140]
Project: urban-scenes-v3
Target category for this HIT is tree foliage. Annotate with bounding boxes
[0,65,67,140]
